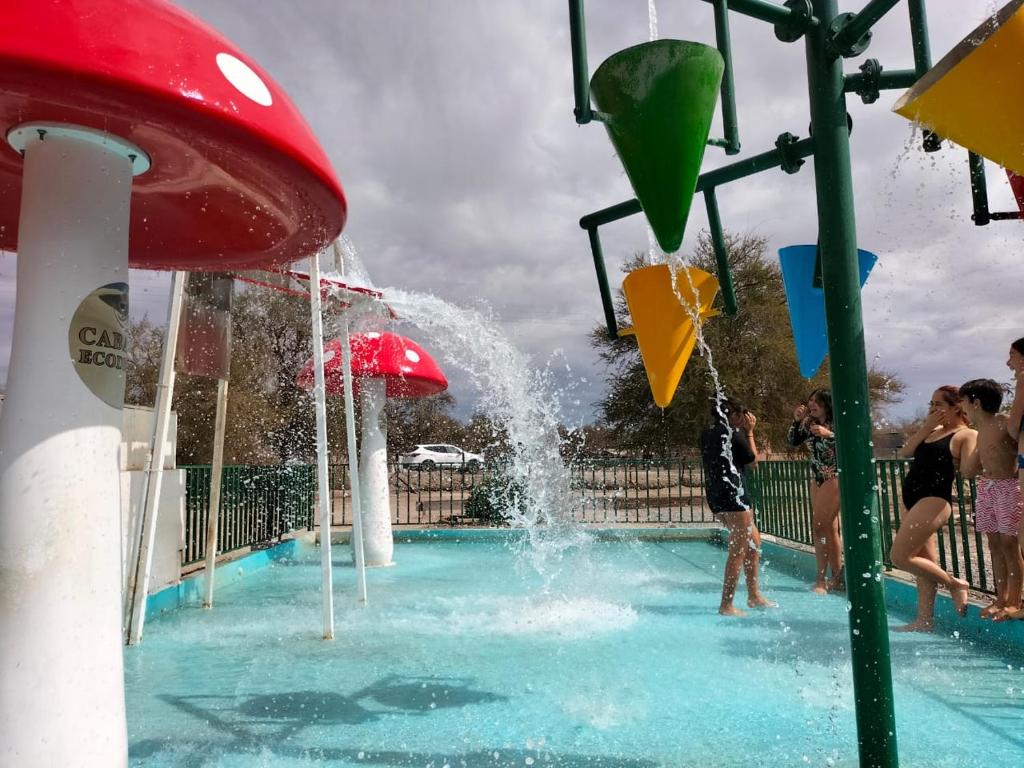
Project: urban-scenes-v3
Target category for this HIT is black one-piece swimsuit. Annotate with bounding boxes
[901,432,956,510]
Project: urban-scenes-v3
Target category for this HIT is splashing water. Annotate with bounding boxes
[366,288,591,575]
[665,252,751,518]
[648,0,658,41]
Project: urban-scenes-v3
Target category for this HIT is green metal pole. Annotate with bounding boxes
[568,0,592,124]
[587,227,619,337]
[805,2,899,766]
[968,152,991,226]
[907,0,932,75]
[712,0,741,154]
[703,189,738,315]
[830,0,901,56]
[699,0,819,28]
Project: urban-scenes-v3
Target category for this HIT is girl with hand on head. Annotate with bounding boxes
[787,389,843,594]
[890,386,977,631]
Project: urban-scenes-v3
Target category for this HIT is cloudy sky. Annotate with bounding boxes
[1,1,1020,427]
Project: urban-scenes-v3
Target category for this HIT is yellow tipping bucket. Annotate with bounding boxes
[621,264,720,408]
[893,0,1024,174]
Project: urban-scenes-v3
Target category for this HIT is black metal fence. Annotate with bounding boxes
[181,458,996,595]
[181,464,315,565]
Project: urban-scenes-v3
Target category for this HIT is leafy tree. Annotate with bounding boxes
[591,232,904,455]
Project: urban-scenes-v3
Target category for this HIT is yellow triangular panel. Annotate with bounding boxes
[893,0,1024,174]
[622,264,720,408]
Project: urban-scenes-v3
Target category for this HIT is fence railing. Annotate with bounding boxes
[181,457,995,595]
[181,464,315,565]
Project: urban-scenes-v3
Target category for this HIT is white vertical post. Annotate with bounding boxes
[202,377,230,608]
[126,270,186,645]
[333,239,368,602]
[340,312,369,604]
[309,252,335,638]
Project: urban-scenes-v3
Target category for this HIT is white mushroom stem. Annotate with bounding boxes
[0,125,145,767]
[358,378,394,567]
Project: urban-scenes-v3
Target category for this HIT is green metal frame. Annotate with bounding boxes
[567,2,946,765]
[967,152,1023,225]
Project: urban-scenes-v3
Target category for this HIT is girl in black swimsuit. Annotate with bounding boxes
[890,386,977,631]
[787,389,843,594]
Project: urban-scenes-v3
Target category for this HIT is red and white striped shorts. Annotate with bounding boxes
[975,478,1023,535]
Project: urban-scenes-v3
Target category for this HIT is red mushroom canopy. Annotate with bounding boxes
[0,0,345,269]
[297,332,448,398]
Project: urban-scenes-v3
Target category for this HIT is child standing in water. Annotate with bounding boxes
[890,386,976,631]
[787,389,843,594]
[699,398,775,617]
[959,379,1023,621]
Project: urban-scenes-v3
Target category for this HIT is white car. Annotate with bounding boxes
[399,444,484,472]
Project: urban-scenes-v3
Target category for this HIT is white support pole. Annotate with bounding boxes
[340,312,369,604]
[0,125,143,767]
[126,270,186,645]
[202,378,230,609]
[359,379,395,566]
[309,252,335,638]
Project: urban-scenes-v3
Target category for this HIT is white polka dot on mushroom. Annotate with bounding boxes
[216,52,273,106]
[405,349,421,363]
[322,350,336,364]
[366,332,381,339]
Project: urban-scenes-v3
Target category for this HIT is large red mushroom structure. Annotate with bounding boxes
[0,2,345,765]
[298,331,448,566]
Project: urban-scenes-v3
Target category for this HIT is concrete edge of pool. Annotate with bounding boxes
[145,526,1024,652]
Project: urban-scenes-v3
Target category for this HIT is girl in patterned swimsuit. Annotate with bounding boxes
[890,386,976,631]
[1005,337,1024,619]
[787,389,842,594]
[960,378,1023,622]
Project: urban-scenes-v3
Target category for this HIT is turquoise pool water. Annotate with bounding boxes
[125,535,1024,767]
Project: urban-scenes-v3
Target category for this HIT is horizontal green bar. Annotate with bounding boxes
[579,136,815,230]
[843,67,917,93]
[831,0,902,56]
[698,0,819,28]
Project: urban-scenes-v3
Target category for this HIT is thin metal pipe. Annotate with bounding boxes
[712,0,741,154]
[907,0,932,75]
[202,377,230,609]
[309,250,336,639]
[568,0,592,124]
[698,0,819,28]
[587,227,618,337]
[843,68,917,94]
[968,152,991,226]
[703,189,738,315]
[126,270,186,645]
[579,136,814,229]
[830,0,901,57]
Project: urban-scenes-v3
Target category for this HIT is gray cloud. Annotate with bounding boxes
[0,2,1018,425]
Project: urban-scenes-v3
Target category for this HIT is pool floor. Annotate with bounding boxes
[124,536,1024,767]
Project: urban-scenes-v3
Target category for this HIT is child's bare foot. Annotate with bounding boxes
[826,578,846,594]
[1004,606,1024,621]
[993,605,1021,623]
[811,582,828,595]
[980,601,1002,620]
[893,620,934,633]
[747,594,778,609]
[950,579,970,617]
[719,605,747,617]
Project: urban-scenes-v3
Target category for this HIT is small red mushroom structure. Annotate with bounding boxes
[0,1,345,764]
[298,331,448,566]
[1007,169,1024,216]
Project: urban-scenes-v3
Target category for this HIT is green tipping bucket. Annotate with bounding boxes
[590,40,724,254]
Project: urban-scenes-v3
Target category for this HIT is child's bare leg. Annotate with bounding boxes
[742,523,776,608]
[810,482,831,593]
[719,511,750,616]
[892,503,967,627]
[996,533,1023,618]
[981,532,1007,618]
